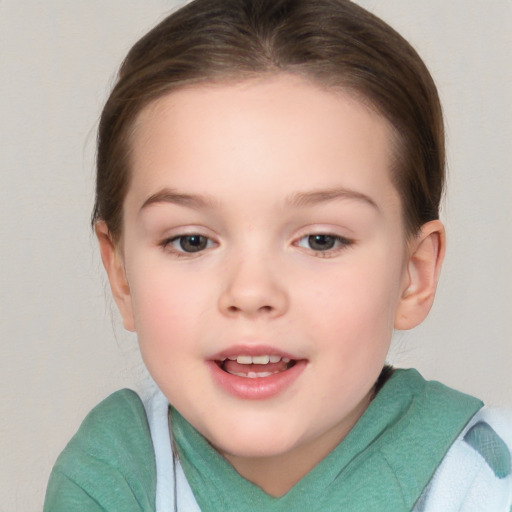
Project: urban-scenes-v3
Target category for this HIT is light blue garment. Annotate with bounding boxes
[412,408,512,512]
[143,385,201,512]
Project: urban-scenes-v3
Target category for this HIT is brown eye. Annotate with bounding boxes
[307,234,336,251]
[296,233,353,254]
[174,235,209,252]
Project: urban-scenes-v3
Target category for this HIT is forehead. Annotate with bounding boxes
[127,74,399,214]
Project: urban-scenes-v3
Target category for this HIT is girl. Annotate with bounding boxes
[44,0,511,510]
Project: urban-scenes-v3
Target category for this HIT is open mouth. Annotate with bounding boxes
[215,355,297,379]
[209,350,307,399]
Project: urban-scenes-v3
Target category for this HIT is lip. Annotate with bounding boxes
[208,345,307,400]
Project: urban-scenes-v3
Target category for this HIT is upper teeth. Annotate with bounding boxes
[224,355,291,364]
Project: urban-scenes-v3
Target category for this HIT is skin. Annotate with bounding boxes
[97,74,445,496]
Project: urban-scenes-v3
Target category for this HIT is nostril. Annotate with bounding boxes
[226,304,273,314]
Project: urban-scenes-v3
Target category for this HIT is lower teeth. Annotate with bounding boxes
[230,371,278,378]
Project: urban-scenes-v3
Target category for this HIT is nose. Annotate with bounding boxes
[218,254,289,318]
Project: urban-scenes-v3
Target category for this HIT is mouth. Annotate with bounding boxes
[215,354,297,378]
[209,348,306,399]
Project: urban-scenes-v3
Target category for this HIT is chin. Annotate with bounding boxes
[213,424,310,460]
[218,440,296,460]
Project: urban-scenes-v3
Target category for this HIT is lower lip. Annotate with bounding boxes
[208,360,307,400]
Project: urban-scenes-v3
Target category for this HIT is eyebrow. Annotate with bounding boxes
[140,186,379,212]
[140,188,218,212]
[286,188,379,211]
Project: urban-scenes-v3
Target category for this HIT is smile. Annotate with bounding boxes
[209,347,306,399]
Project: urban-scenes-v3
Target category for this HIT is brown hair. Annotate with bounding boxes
[93,0,445,240]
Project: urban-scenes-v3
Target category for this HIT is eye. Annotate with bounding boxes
[297,234,352,253]
[166,234,214,253]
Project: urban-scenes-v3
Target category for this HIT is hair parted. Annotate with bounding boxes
[93,0,445,240]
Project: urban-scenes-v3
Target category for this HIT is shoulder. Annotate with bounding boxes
[53,389,155,476]
[72,388,151,443]
[44,389,156,512]
[414,408,512,512]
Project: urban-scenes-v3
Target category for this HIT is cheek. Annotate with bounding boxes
[300,253,403,348]
[127,268,213,393]
[127,262,211,346]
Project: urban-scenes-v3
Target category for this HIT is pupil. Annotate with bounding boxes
[309,234,335,251]
[180,235,207,252]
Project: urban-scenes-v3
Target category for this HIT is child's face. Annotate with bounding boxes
[110,74,416,472]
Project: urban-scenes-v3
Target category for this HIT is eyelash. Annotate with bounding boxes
[159,232,354,258]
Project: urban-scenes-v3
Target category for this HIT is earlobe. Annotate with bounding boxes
[394,220,446,330]
[95,222,135,332]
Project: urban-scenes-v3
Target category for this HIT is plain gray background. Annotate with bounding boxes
[1,1,511,509]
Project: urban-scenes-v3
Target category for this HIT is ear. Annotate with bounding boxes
[95,221,135,332]
[394,220,446,330]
